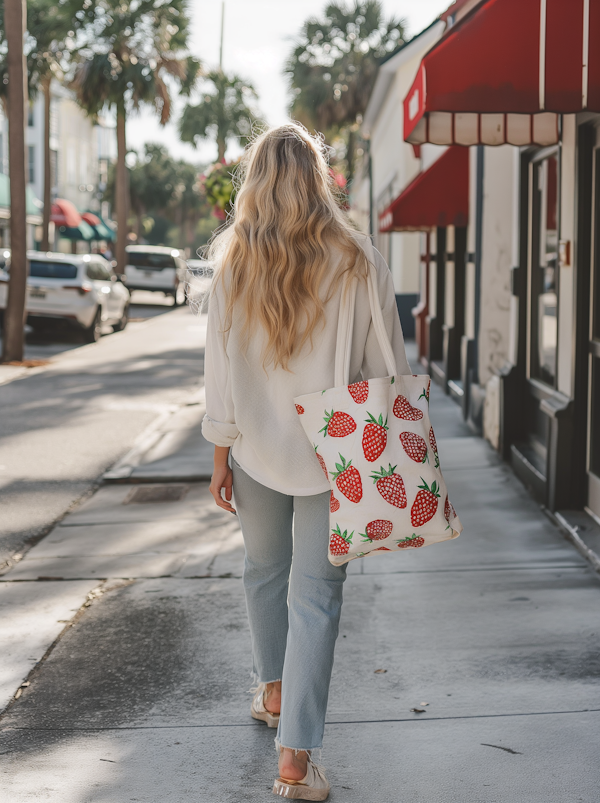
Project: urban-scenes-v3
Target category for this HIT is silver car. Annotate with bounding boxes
[0,250,130,343]
[125,245,188,305]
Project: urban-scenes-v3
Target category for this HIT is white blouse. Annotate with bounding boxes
[202,239,412,495]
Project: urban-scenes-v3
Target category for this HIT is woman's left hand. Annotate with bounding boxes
[210,447,236,513]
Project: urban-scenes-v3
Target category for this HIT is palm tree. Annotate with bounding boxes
[70,0,200,273]
[128,144,179,238]
[285,1,406,183]
[0,2,78,253]
[170,159,207,251]
[179,70,260,162]
[1,0,28,363]
[27,0,75,251]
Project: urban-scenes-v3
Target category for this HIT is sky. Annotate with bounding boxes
[126,0,453,166]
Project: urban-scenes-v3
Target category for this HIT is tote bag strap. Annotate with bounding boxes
[333,237,398,387]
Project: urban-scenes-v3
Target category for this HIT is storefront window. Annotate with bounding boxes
[531,153,559,385]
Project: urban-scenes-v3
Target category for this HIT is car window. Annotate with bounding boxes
[86,263,101,280]
[94,259,112,281]
[127,252,176,270]
[30,261,79,280]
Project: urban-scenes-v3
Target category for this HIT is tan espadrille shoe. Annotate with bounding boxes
[250,683,280,728]
[273,756,330,800]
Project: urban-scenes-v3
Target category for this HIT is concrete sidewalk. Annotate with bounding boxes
[1,352,599,801]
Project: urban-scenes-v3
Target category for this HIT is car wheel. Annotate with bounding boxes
[113,303,129,332]
[82,307,102,343]
[172,283,186,306]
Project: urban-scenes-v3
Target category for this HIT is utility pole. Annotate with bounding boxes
[219,1,225,71]
[2,0,29,363]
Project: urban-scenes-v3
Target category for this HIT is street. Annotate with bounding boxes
[1,335,598,802]
[0,294,205,570]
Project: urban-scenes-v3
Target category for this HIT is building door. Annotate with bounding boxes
[587,130,600,522]
[516,147,560,498]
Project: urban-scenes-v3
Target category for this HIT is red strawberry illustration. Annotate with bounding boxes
[314,445,328,478]
[320,410,357,437]
[362,413,388,462]
[429,426,439,467]
[295,404,305,415]
[348,381,369,404]
[330,491,340,513]
[393,395,423,421]
[411,479,441,527]
[444,495,456,523]
[361,519,393,542]
[371,465,407,508]
[396,534,425,549]
[331,455,363,503]
[400,432,429,464]
[374,547,391,552]
[330,524,353,556]
[418,380,431,403]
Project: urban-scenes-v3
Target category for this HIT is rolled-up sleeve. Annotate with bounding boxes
[201,288,240,447]
[361,248,412,379]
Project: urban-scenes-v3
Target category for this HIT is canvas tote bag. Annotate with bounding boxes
[294,240,463,566]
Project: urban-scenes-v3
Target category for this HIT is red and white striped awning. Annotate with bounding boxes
[403,0,600,147]
[379,147,469,233]
[50,198,82,228]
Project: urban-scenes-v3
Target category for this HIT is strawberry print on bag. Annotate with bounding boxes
[362,413,388,462]
[361,520,393,542]
[400,432,429,464]
[397,534,425,548]
[393,395,423,420]
[429,426,439,468]
[330,491,340,513]
[314,445,328,478]
[371,464,407,508]
[330,525,352,556]
[320,410,356,437]
[411,479,440,527]
[331,455,362,503]
[348,381,369,404]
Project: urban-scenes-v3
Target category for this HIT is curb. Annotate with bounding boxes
[546,509,600,575]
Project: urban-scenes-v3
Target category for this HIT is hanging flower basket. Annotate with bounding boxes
[200,159,240,219]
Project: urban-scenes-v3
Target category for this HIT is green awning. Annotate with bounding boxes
[0,173,44,217]
[84,211,116,241]
[58,220,96,241]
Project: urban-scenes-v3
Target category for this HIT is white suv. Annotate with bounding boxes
[125,245,188,305]
[0,251,130,343]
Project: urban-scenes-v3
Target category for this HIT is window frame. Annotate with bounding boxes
[526,145,561,389]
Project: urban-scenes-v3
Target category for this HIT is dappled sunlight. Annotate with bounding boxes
[0,580,96,710]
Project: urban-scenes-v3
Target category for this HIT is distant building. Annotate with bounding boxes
[0,80,116,252]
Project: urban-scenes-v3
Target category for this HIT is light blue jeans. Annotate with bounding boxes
[231,459,348,751]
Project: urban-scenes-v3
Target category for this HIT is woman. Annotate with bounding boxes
[202,123,410,801]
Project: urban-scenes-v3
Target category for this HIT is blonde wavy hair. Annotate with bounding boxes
[208,123,368,370]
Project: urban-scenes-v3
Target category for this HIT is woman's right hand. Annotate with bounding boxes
[210,446,236,513]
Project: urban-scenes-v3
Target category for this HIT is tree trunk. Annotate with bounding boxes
[217,137,226,162]
[345,128,356,187]
[2,0,28,364]
[115,103,128,274]
[41,77,52,252]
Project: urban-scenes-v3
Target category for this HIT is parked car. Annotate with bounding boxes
[186,258,213,278]
[124,245,188,305]
[0,250,130,342]
[184,258,213,311]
